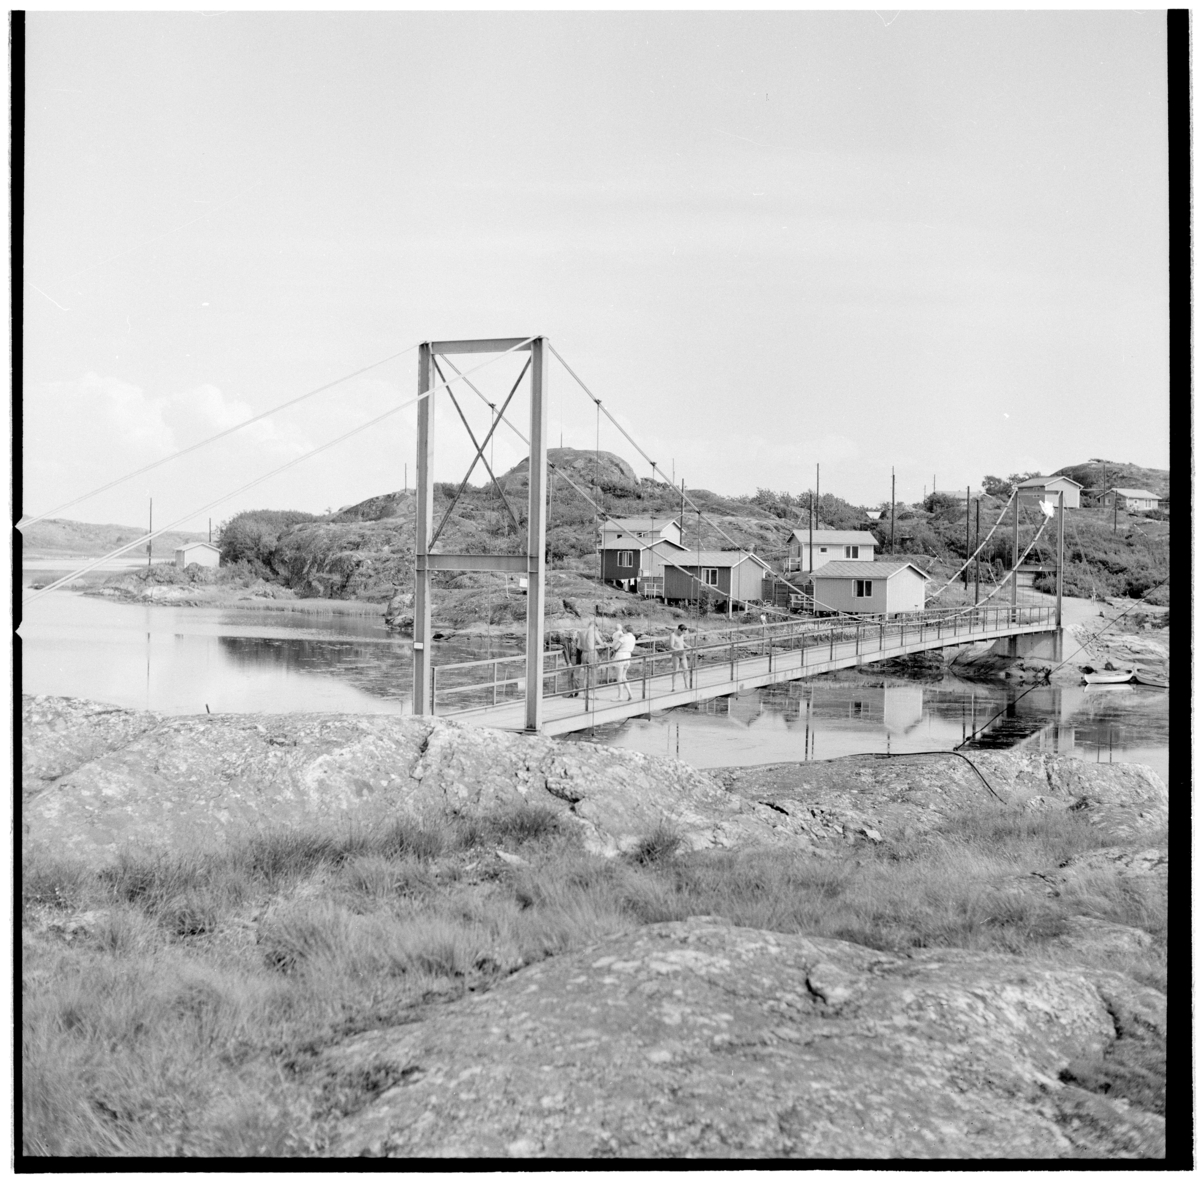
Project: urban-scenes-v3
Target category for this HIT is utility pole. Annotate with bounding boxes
[208,518,212,544]
[147,498,152,568]
[974,498,981,606]
[808,483,814,575]
[815,464,820,530]
[890,467,896,556]
[1056,489,1065,637]
[1011,491,1019,612]
[965,486,970,598]
[1113,489,1118,534]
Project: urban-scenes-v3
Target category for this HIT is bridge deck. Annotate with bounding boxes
[444,608,1057,736]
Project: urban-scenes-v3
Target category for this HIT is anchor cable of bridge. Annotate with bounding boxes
[21,339,536,605]
[437,352,760,610]
[927,490,1018,599]
[549,346,847,619]
[19,342,422,531]
[864,750,1008,805]
[953,572,1170,752]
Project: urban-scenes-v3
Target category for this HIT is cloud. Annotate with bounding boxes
[22,372,318,524]
[164,383,310,458]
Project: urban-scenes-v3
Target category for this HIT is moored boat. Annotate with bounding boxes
[1082,670,1135,685]
[1132,666,1168,688]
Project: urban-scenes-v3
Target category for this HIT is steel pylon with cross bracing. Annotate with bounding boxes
[412,337,550,732]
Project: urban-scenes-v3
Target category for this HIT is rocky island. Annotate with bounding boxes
[22,694,1169,1159]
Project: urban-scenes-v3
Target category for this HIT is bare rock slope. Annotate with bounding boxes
[22,696,811,864]
[327,916,1164,1160]
[24,696,1167,865]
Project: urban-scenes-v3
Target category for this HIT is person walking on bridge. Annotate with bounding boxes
[609,623,637,701]
[578,617,602,704]
[668,623,691,690]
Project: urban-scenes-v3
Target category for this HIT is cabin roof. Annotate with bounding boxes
[1017,475,1084,489]
[603,537,687,553]
[788,529,878,546]
[601,517,681,531]
[1110,487,1158,498]
[671,550,771,570]
[810,560,930,580]
[174,541,220,552]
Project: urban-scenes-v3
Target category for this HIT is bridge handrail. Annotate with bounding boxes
[430,604,1056,715]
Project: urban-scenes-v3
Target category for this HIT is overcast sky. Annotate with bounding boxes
[22,10,1170,530]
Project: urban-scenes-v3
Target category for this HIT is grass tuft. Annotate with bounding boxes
[628,821,683,866]
[22,797,1166,1157]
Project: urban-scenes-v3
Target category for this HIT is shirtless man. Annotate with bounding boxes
[578,617,603,701]
[668,623,690,689]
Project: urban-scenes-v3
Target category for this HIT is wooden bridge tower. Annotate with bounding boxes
[412,337,549,732]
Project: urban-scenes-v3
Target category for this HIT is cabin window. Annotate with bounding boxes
[854,580,873,598]
[617,550,634,568]
[702,568,719,586]
[819,547,828,553]
[844,545,859,558]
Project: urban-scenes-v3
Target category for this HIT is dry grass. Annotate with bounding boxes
[22,801,1166,1157]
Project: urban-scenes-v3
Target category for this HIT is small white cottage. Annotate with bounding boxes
[787,529,878,572]
[174,542,221,570]
[808,560,929,615]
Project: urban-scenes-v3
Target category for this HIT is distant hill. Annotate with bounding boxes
[1053,460,1169,500]
[21,518,207,557]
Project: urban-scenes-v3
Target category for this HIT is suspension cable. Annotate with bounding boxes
[955,573,1170,750]
[927,490,1017,598]
[19,342,421,530]
[22,339,535,605]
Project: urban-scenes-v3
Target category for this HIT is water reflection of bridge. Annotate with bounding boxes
[442,605,1058,737]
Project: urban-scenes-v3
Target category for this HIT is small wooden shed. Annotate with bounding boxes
[663,551,771,606]
[600,538,687,586]
[174,542,221,570]
[808,560,929,615]
[1016,475,1082,510]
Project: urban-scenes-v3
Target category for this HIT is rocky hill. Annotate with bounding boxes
[22,697,1168,1159]
[21,517,206,556]
[1053,460,1170,501]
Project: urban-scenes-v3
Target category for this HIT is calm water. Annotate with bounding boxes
[18,592,1169,780]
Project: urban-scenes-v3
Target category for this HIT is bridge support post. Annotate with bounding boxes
[412,342,434,715]
[524,338,549,733]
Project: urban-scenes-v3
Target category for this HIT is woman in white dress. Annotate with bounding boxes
[609,623,637,701]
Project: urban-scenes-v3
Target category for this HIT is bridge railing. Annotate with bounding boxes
[430,604,1056,717]
[431,648,565,716]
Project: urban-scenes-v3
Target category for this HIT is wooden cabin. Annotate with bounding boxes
[808,560,929,615]
[599,516,687,589]
[174,542,221,570]
[1015,475,1082,510]
[600,538,688,588]
[1097,487,1160,513]
[663,550,772,607]
[787,529,878,573]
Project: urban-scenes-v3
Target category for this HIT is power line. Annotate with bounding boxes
[22,339,535,605]
[20,342,421,529]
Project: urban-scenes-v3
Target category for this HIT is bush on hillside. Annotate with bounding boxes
[218,510,319,574]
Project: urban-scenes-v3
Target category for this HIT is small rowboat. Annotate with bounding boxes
[1133,667,1168,689]
[1082,670,1134,685]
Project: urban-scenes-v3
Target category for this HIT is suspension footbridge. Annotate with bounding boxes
[21,334,1067,733]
